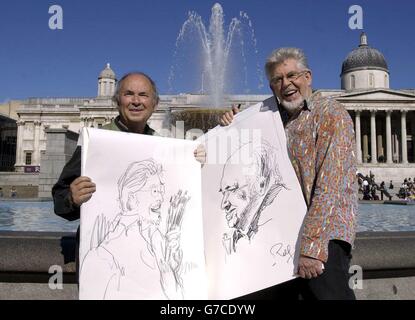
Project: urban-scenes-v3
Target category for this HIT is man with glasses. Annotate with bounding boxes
[80,159,188,299]
[220,140,285,255]
[221,48,357,300]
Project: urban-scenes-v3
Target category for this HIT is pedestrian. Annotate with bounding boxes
[379,181,385,201]
[10,186,17,198]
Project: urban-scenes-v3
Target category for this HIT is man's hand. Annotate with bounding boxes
[297,255,324,279]
[70,176,96,206]
[193,144,206,167]
[219,104,240,126]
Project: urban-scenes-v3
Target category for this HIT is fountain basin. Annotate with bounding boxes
[170,108,229,134]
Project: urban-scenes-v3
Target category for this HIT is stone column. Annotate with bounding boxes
[401,110,408,164]
[355,111,362,163]
[377,135,383,159]
[98,80,103,96]
[106,81,110,96]
[363,135,369,163]
[393,134,400,163]
[386,110,393,164]
[33,120,41,165]
[15,120,25,169]
[370,110,377,164]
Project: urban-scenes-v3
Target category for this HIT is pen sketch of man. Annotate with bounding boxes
[80,159,189,299]
[219,140,286,255]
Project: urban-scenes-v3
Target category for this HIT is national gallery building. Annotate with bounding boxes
[1,33,415,184]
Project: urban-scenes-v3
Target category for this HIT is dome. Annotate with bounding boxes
[98,63,116,80]
[341,33,388,75]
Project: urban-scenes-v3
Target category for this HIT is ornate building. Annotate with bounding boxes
[7,33,415,182]
[319,33,415,180]
[12,63,265,173]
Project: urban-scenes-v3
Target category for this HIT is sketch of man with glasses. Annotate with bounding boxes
[219,140,286,256]
[80,158,189,299]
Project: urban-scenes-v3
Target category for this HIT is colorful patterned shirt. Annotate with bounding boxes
[281,93,358,262]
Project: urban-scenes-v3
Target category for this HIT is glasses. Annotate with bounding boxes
[269,70,309,86]
[137,184,165,198]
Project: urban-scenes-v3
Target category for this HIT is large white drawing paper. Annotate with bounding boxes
[198,97,307,299]
[79,128,207,300]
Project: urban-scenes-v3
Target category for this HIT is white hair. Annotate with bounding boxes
[265,47,309,80]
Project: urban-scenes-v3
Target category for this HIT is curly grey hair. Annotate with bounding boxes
[264,47,309,80]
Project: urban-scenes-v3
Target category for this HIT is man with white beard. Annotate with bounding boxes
[220,48,358,300]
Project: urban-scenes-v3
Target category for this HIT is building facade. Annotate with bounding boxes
[5,33,415,182]
[321,33,415,181]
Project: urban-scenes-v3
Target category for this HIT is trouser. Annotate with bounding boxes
[238,240,356,300]
[76,227,80,285]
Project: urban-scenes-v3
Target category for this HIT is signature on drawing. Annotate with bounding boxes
[270,243,294,266]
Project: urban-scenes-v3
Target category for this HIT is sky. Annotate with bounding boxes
[1,0,415,102]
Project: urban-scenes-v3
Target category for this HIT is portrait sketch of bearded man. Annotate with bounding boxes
[219,140,287,255]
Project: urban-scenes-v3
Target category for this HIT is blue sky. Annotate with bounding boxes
[1,0,415,101]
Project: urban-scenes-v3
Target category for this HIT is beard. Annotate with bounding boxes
[280,96,305,115]
[234,196,262,236]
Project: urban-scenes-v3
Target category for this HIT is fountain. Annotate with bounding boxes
[168,3,262,134]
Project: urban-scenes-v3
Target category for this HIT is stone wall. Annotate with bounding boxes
[357,164,415,185]
[0,231,414,300]
[38,129,78,199]
[0,173,39,198]
[0,100,22,121]
[351,231,415,300]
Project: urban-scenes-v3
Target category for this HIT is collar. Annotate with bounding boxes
[304,91,321,111]
[278,91,319,125]
[114,116,129,132]
[117,213,140,230]
[103,213,139,242]
[114,115,155,135]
